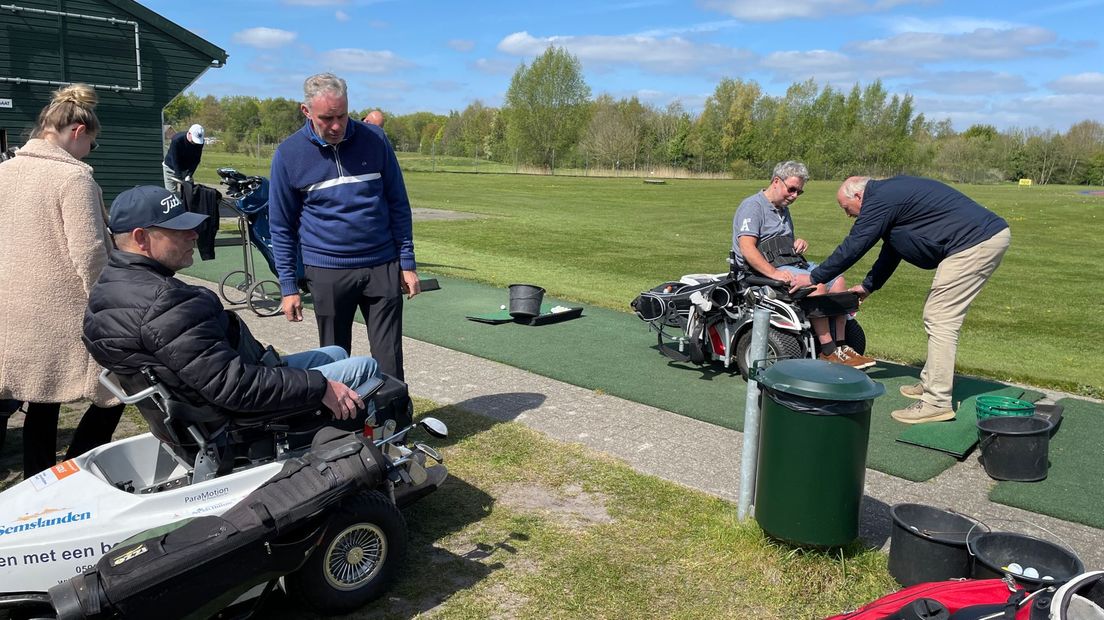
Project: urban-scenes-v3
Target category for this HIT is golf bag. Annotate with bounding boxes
[48,428,389,620]
[825,578,1064,620]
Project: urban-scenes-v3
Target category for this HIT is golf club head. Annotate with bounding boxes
[419,417,448,439]
[415,442,443,463]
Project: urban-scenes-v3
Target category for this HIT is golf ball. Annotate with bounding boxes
[1023,567,1040,579]
[500,304,507,310]
[1006,563,1024,575]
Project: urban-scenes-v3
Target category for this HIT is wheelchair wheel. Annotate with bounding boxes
[843,319,867,355]
[247,279,283,317]
[734,327,803,380]
[286,491,406,614]
[219,270,254,305]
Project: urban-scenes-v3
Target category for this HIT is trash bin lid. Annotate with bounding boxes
[755,358,885,401]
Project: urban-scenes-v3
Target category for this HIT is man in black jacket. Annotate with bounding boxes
[790,176,1010,424]
[84,186,373,420]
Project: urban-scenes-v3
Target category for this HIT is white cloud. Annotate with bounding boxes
[759,49,907,84]
[232,27,298,50]
[318,49,413,74]
[851,27,1059,61]
[697,0,930,21]
[1048,72,1104,94]
[1003,93,1104,130]
[448,39,476,52]
[885,17,1022,35]
[335,10,350,22]
[907,71,1030,96]
[496,31,751,73]
[633,19,742,37]
[912,93,1103,131]
[471,57,519,76]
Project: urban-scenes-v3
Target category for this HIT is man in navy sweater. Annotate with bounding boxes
[269,73,418,381]
[790,176,1010,424]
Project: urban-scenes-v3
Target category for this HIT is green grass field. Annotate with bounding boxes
[196,152,1104,397]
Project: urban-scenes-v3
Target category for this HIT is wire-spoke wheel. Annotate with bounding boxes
[323,522,386,590]
[286,491,406,614]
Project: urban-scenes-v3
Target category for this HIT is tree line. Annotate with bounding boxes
[165,47,1104,185]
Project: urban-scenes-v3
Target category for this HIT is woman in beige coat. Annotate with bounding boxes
[0,84,124,478]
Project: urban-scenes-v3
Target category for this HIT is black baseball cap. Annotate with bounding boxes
[109,186,207,234]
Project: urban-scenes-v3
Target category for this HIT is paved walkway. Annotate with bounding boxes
[186,275,1104,570]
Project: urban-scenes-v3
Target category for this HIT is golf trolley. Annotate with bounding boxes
[215,167,298,317]
[631,258,867,379]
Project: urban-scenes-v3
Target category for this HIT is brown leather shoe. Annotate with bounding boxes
[839,345,876,369]
[891,401,956,424]
[819,348,868,369]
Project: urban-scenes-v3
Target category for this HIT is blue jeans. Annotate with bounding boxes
[284,346,380,401]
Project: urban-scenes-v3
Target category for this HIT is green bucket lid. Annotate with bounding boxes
[754,358,885,401]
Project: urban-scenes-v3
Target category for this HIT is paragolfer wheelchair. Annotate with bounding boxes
[631,255,867,379]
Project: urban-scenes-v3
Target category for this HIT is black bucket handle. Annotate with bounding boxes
[909,507,989,541]
[965,515,1077,560]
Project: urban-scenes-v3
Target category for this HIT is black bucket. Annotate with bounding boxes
[969,531,1084,590]
[888,504,983,586]
[976,415,1054,482]
[508,284,545,319]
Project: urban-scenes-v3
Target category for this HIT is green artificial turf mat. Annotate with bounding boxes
[181,256,1022,483]
[989,398,1104,529]
[897,387,1045,458]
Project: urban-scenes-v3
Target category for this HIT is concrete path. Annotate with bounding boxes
[186,275,1104,570]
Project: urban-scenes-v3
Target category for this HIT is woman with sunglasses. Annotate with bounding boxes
[0,83,124,478]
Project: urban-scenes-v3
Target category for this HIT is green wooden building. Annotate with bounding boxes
[0,0,226,202]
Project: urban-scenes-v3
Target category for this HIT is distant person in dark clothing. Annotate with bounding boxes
[790,176,1011,425]
[163,124,205,194]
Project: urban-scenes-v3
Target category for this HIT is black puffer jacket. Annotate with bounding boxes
[83,251,327,414]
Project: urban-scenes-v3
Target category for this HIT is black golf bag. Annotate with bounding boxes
[48,428,389,620]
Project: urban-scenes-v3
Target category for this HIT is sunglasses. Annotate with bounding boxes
[72,124,98,151]
[776,177,804,196]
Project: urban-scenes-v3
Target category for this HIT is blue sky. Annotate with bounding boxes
[140,0,1104,132]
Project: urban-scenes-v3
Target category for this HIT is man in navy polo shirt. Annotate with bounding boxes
[790,176,1010,424]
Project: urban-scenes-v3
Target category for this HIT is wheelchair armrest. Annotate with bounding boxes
[741,274,786,288]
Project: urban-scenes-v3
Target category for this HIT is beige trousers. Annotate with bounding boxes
[920,228,1011,408]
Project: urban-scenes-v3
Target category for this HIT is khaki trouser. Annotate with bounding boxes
[163,163,182,194]
[920,228,1011,408]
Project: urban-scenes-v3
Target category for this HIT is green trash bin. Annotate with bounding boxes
[752,358,885,547]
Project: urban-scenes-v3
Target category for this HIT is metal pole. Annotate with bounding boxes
[737,306,771,520]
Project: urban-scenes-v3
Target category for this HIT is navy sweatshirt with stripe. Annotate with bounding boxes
[811,176,1007,292]
[269,119,415,296]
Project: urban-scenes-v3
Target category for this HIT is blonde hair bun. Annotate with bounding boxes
[52,84,98,108]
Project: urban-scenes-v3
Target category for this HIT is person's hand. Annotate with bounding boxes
[321,380,364,420]
[848,284,870,303]
[788,272,814,293]
[281,294,303,322]
[771,270,795,284]
[400,270,421,300]
[793,238,808,254]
